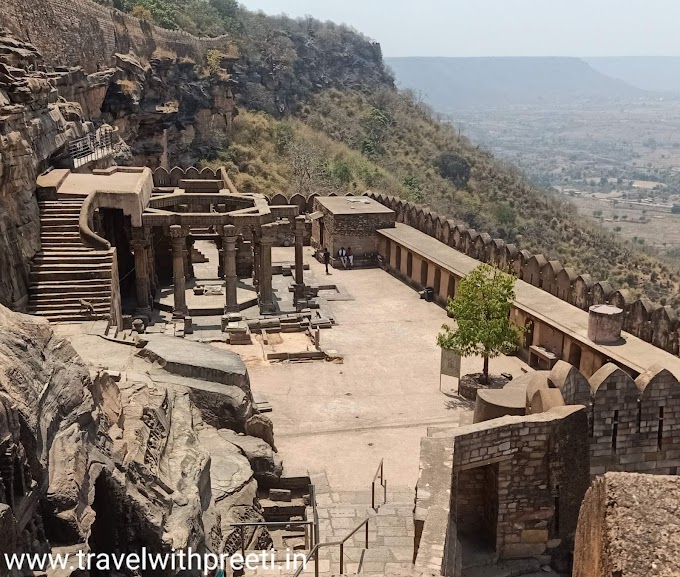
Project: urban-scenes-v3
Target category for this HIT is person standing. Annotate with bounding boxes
[347,247,354,269]
[322,247,331,274]
[339,246,347,268]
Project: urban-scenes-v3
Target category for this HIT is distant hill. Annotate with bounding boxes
[385,56,647,110]
[586,57,680,94]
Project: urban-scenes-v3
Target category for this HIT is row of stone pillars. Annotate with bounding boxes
[132,217,306,319]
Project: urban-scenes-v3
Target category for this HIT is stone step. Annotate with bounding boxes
[29,269,112,282]
[39,212,81,219]
[40,237,83,245]
[33,312,110,323]
[39,200,84,205]
[40,224,80,233]
[29,293,112,303]
[30,280,112,292]
[31,262,112,271]
[38,208,82,214]
[39,245,100,252]
[28,294,112,305]
[40,232,81,238]
[33,254,113,264]
[28,302,111,314]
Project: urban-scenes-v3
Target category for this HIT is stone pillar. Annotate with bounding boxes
[294,216,305,287]
[259,224,275,314]
[186,236,195,281]
[169,225,189,318]
[131,227,152,317]
[222,225,239,313]
[216,236,225,279]
[147,228,158,298]
[252,228,261,288]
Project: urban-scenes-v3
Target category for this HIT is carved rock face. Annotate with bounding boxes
[0,304,280,562]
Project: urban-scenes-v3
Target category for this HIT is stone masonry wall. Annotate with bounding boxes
[0,0,231,72]
[450,406,589,565]
[415,407,590,575]
[535,361,680,478]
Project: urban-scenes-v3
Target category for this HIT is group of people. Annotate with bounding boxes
[321,246,354,274]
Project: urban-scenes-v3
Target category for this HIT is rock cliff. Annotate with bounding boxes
[0,304,279,573]
[0,31,93,310]
[0,26,237,309]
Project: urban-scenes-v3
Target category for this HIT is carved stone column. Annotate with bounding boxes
[169,225,189,318]
[131,227,152,317]
[252,228,261,289]
[259,224,275,314]
[294,215,306,287]
[147,228,158,298]
[185,235,194,281]
[222,225,239,313]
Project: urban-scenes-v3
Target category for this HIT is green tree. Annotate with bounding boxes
[437,264,522,384]
[435,151,471,186]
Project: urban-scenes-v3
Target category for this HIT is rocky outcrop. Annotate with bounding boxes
[0,31,93,310]
[573,472,680,577]
[0,25,237,310]
[99,50,237,167]
[0,304,280,572]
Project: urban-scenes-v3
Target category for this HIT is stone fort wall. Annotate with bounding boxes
[0,0,232,72]
[363,192,680,358]
[254,187,680,358]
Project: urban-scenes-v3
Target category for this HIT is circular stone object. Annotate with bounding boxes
[588,304,623,344]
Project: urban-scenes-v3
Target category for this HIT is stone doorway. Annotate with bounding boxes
[569,343,582,369]
[457,463,499,567]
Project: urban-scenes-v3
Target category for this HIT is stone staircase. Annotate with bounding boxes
[244,471,417,577]
[27,199,116,323]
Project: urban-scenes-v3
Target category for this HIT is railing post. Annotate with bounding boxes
[340,543,344,575]
[365,520,369,549]
[371,480,375,510]
[314,547,319,577]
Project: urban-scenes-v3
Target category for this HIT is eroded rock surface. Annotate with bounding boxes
[0,305,280,574]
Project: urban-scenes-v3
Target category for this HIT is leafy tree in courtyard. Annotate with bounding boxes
[437,263,523,384]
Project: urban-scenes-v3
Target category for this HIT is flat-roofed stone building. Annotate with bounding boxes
[311,196,395,267]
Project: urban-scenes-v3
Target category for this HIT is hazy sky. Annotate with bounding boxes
[241,0,680,57]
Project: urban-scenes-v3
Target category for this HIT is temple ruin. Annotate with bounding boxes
[0,6,679,577]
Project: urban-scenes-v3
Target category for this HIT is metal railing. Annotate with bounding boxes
[292,517,371,577]
[371,459,387,511]
[230,519,317,555]
[226,483,321,560]
[68,126,114,167]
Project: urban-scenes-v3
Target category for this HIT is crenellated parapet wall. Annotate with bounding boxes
[528,360,680,477]
[0,0,233,72]
[363,191,680,358]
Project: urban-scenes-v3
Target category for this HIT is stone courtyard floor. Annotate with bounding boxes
[247,247,529,492]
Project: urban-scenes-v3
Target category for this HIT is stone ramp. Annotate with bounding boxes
[28,199,115,322]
